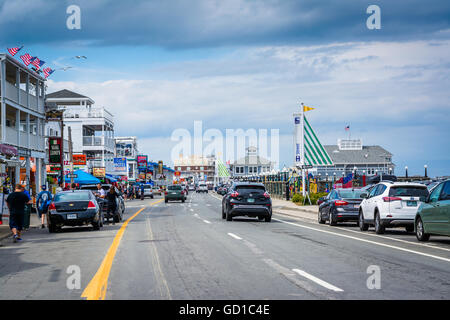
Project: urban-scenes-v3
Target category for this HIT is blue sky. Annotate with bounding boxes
[1,0,449,176]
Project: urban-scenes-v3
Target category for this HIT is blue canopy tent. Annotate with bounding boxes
[65,170,100,185]
[105,174,118,183]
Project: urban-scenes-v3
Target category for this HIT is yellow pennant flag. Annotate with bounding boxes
[303,105,315,112]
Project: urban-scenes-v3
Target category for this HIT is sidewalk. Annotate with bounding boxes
[271,198,318,222]
[0,212,41,242]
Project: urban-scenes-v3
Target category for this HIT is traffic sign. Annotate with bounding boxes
[67,174,78,179]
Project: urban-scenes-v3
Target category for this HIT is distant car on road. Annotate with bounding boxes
[222,182,272,222]
[141,184,154,199]
[415,180,450,241]
[318,189,365,225]
[359,182,429,234]
[165,185,186,203]
[197,183,208,193]
[188,184,196,191]
[48,190,103,232]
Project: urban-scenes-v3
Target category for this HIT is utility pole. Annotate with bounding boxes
[68,126,74,185]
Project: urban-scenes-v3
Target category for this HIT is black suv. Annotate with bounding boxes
[221,182,272,222]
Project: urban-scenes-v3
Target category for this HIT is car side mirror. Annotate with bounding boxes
[360,192,368,199]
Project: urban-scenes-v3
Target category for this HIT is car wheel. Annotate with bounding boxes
[151,195,154,199]
[374,211,385,234]
[258,216,265,221]
[416,217,430,241]
[226,206,232,221]
[182,199,185,203]
[405,225,414,233]
[329,210,337,226]
[222,205,226,219]
[359,211,369,231]
[318,210,325,224]
[265,215,271,222]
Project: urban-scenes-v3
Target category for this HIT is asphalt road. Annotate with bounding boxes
[0,192,449,300]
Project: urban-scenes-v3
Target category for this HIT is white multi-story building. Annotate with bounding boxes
[45,89,115,175]
[115,136,139,182]
[0,53,47,195]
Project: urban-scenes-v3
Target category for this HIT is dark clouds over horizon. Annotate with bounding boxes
[1,0,450,49]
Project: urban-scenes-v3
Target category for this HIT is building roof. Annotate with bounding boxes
[46,89,91,100]
[0,53,47,82]
[233,155,272,166]
[323,145,393,165]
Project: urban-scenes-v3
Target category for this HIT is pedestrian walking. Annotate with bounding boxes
[105,186,118,225]
[36,185,52,229]
[6,185,32,243]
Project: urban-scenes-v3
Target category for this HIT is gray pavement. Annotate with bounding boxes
[0,193,449,300]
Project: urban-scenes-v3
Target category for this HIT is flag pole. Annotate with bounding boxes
[300,103,306,197]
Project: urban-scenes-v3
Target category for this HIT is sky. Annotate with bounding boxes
[1,0,449,176]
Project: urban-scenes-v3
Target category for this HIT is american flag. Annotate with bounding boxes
[345,125,350,131]
[20,53,32,66]
[43,67,54,78]
[30,57,45,70]
[7,46,23,56]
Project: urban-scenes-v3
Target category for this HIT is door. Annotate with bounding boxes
[439,181,450,236]
[364,185,380,221]
[421,182,445,234]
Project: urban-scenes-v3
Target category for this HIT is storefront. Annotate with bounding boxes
[0,144,19,193]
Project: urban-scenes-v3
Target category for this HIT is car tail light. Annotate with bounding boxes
[335,200,349,206]
[263,192,270,198]
[383,197,402,202]
[165,191,168,195]
[231,192,239,198]
[88,201,96,209]
[48,202,57,214]
[181,190,185,195]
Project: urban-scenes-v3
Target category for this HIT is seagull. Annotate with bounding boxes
[57,66,73,71]
[73,55,87,59]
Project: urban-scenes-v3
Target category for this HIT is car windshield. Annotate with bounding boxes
[168,185,182,190]
[389,186,429,201]
[55,192,90,202]
[337,190,364,199]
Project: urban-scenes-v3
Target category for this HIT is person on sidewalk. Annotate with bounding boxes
[105,186,118,225]
[6,185,32,243]
[36,185,52,229]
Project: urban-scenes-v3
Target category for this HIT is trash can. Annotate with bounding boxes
[23,204,32,229]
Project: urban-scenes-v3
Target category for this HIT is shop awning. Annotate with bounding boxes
[65,170,100,185]
[0,144,18,157]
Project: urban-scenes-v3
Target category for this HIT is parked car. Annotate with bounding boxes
[48,190,103,232]
[188,184,196,191]
[165,185,186,203]
[359,182,429,234]
[80,184,125,223]
[415,180,450,241]
[222,182,272,222]
[152,186,163,196]
[197,183,208,193]
[318,189,365,225]
[141,184,154,199]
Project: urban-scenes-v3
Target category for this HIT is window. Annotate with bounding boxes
[369,185,379,198]
[376,185,387,196]
[429,183,444,203]
[440,182,450,201]
[389,186,429,202]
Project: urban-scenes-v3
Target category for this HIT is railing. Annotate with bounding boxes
[64,107,114,122]
[83,136,115,148]
[5,127,18,145]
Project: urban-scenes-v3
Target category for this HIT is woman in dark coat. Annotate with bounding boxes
[106,186,118,225]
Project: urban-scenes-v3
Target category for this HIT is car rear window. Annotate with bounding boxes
[55,192,90,202]
[168,185,182,190]
[143,185,152,189]
[338,190,364,199]
[389,186,429,201]
[235,185,266,194]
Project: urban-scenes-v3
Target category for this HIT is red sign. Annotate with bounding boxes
[73,154,87,165]
[175,171,181,176]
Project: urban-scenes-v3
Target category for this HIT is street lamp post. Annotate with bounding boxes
[405,166,408,179]
[424,165,428,178]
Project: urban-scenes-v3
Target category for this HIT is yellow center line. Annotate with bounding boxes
[81,199,164,300]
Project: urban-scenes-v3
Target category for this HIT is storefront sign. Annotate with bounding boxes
[0,144,18,157]
[137,155,148,170]
[73,154,87,165]
[113,157,127,172]
[48,137,62,164]
[93,167,106,178]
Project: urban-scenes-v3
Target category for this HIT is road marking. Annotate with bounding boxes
[227,233,242,240]
[292,269,344,292]
[81,199,163,300]
[203,220,211,224]
[334,226,450,253]
[190,209,194,212]
[210,193,222,201]
[146,210,172,300]
[273,218,450,263]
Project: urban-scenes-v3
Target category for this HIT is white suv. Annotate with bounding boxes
[197,183,208,193]
[359,182,429,234]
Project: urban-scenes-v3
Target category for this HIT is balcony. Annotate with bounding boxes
[4,81,44,114]
[2,126,45,151]
[64,107,114,123]
[83,136,115,149]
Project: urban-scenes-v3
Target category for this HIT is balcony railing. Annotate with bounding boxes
[83,136,115,149]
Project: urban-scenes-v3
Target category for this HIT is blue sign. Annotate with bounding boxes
[295,117,300,124]
[113,157,127,172]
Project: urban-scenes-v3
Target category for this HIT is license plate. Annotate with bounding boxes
[172,192,177,195]
[67,214,77,219]
[354,204,359,208]
[247,198,255,203]
[406,201,417,207]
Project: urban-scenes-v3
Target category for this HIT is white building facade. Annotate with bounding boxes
[45,90,115,175]
[115,136,139,182]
